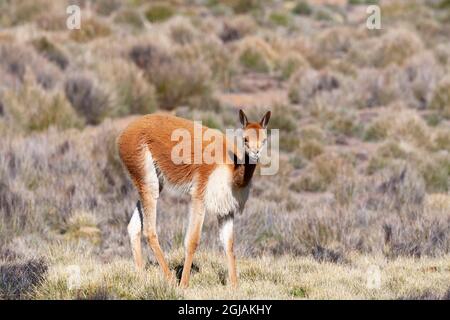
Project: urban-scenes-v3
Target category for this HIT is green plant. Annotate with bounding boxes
[145,4,174,23]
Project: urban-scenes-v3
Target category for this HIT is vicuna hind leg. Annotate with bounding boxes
[128,201,144,270]
[140,192,173,282]
[219,215,237,287]
[180,197,205,288]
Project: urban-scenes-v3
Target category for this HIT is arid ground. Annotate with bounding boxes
[0,0,450,299]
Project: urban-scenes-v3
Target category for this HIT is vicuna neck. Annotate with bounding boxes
[232,153,256,188]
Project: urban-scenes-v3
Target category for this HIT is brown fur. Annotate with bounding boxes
[117,111,270,288]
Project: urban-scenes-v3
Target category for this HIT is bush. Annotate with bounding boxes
[278,52,309,80]
[288,69,340,105]
[69,18,111,43]
[145,4,175,23]
[219,15,257,42]
[129,44,212,109]
[113,8,144,29]
[353,68,400,109]
[430,76,450,119]
[0,43,62,90]
[95,59,157,117]
[0,259,47,299]
[64,74,111,125]
[269,12,291,27]
[418,153,450,193]
[3,72,82,133]
[31,37,68,70]
[166,17,198,45]
[237,37,278,73]
[298,139,324,160]
[292,1,312,15]
[372,29,424,68]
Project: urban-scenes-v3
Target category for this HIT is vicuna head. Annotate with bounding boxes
[239,109,271,163]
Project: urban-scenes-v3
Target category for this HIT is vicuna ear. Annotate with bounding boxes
[260,111,271,128]
[239,109,248,127]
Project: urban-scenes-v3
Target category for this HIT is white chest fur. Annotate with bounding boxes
[203,165,250,216]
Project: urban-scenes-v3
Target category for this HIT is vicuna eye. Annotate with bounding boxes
[244,137,249,143]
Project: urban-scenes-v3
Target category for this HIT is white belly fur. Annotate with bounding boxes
[203,165,250,216]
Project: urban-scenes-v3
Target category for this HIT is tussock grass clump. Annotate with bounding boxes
[64,73,111,125]
[113,8,144,29]
[278,52,309,80]
[237,37,278,73]
[418,152,450,193]
[364,107,431,147]
[62,211,102,245]
[430,76,450,119]
[145,4,175,23]
[3,72,83,133]
[372,29,424,68]
[69,18,111,43]
[0,258,47,299]
[291,152,348,192]
[96,59,157,117]
[353,68,400,109]
[292,1,312,16]
[31,37,68,70]
[0,43,62,90]
[129,43,213,109]
[298,139,324,160]
[288,69,340,105]
[433,128,450,152]
[219,15,257,43]
[166,17,198,45]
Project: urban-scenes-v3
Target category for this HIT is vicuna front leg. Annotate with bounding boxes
[180,198,205,288]
[219,216,237,287]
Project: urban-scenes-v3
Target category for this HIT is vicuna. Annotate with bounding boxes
[117,109,271,288]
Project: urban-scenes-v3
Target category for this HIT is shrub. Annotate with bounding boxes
[145,4,174,23]
[353,68,400,109]
[430,76,450,119]
[290,170,326,193]
[288,69,340,105]
[3,72,82,133]
[223,0,262,14]
[95,59,157,117]
[93,0,121,16]
[0,259,47,299]
[269,12,291,27]
[129,44,212,109]
[398,52,442,110]
[237,37,278,73]
[69,18,111,43]
[278,134,300,153]
[372,29,424,68]
[418,153,450,193]
[278,52,309,80]
[292,1,312,15]
[364,108,431,147]
[64,74,110,125]
[113,8,144,29]
[31,37,68,70]
[298,139,324,160]
[63,211,101,244]
[0,43,62,90]
[434,128,450,152]
[166,17,198,45]
[299,125,325,142]
[219,15,257,42]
